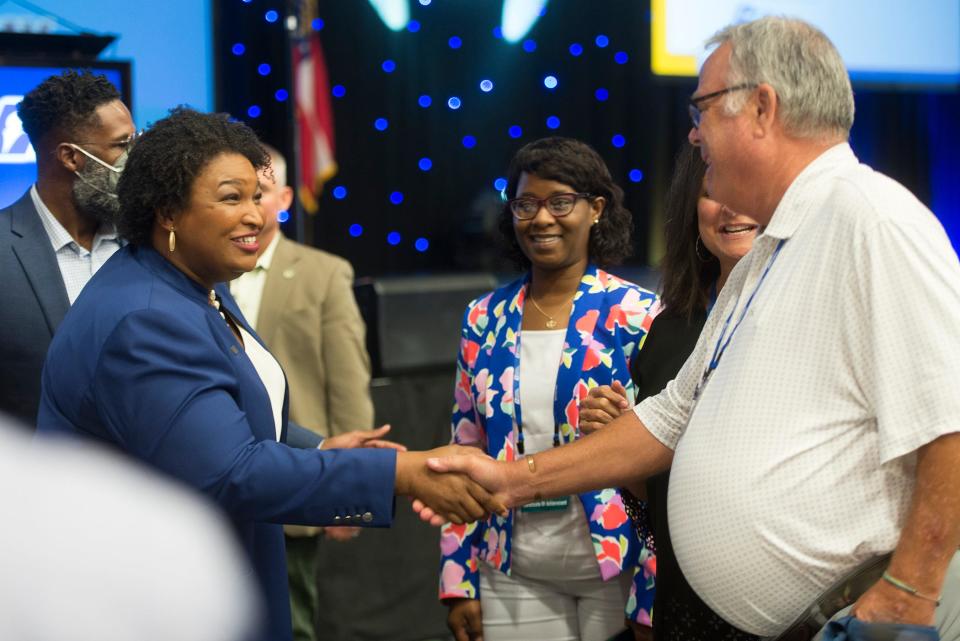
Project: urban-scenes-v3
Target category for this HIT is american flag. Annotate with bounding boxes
[294,1,337,213]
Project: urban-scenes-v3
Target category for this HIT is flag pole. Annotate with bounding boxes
[285,0,308,245]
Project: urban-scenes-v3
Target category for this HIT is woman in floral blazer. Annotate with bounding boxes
[439,137,658,641]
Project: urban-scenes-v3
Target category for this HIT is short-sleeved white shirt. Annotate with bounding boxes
[633,143,960,636]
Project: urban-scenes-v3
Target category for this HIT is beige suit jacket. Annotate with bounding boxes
[257,234,375,439]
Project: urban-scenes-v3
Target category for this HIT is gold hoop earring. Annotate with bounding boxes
[168,229,176,253]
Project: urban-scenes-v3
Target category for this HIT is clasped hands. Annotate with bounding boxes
[400,384,632,526]
[319,383,628,527]
[316,424,510,526]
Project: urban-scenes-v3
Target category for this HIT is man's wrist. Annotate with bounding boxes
[507,457,538,507]
[882,571,942,605]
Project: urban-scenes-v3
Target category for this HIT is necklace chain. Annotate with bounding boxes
[528,291,572,329]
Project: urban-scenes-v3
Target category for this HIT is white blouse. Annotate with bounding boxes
[238,325,285,442]
[510,329,600,582]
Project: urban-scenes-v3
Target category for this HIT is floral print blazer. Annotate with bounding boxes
[438,265,658,624]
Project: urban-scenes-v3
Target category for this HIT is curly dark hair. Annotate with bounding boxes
[117,107,270,246]
[17,70,121,147]
[659,143,719,319]
[498,137,633,268]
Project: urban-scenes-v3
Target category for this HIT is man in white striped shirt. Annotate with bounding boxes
[0,70,135,425]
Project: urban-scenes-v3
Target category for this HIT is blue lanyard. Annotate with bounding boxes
[694,239,785,401]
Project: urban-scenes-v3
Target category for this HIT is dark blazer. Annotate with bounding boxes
[0,190,70,425]
[37,245,397,641]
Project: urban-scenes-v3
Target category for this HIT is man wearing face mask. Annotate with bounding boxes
[0,70,135,426]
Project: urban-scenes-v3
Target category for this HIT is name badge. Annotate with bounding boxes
[520,496,570,513]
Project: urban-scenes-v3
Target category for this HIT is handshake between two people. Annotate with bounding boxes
[324,379,634,528]
[317,424,515,526]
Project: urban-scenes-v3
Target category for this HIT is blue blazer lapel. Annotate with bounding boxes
[8,192,69,335]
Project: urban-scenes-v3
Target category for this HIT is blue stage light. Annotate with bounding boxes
[387,231,401,245]
[462,135,477,149]
[419,0,431,5]
[265,10,279,23]
[389,191,404,205]
[480,79,494,92]
[595,34,609,48]
[594,87,609,101]
[492,26,503,39]
[247,105,261,118]
[508,125,522,138]
[543,75,558,89]
[333,186,347,199]
[311,18,324,30]
[418,157,432,171]
[349,223,363,237]
[382,59,396,73]
[231,43,245,56]
[258,63,271,76]
[374,118,388,131]
[494,177,507,191]
[448,36,462,49]
[277,210,290,223]
[612,134,626,148]
[522,39,536,52]
[546,115,560,129]
[274,89,288,102]
[569,43,583,56]
[447,96,462,110]
[629,169,644,183]
[407,19,420,32]
[418,94,432,107]
[414,238,429,252]
[615,51,628,64]
[332,85,346,98]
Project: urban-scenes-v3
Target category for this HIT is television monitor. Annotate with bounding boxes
[0,59,131,208]
[651,0,960,87]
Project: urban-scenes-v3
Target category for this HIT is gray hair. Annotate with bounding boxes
[708,16,854,140]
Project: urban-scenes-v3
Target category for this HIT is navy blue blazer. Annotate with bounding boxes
[0,190,70,425]
[37,244,397,641]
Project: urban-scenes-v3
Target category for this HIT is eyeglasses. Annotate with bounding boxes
[71,130,143,154]
[508,192,592,220]
[687,84,757,128]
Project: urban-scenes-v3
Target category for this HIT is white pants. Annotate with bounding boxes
[479,563,632,641]
[812,551,960,641]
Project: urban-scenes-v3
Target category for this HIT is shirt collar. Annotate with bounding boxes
[30,184,121,252]
[762,143,858,241]
[256,231,282,270]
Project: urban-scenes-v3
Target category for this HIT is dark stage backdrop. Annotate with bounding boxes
[216,1,958,278]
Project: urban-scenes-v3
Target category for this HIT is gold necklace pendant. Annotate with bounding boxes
[529,295,560,328]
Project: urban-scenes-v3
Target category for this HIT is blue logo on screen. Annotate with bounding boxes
[0,96,35,164]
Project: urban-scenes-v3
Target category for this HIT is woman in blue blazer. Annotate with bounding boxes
[36,108,498,641]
